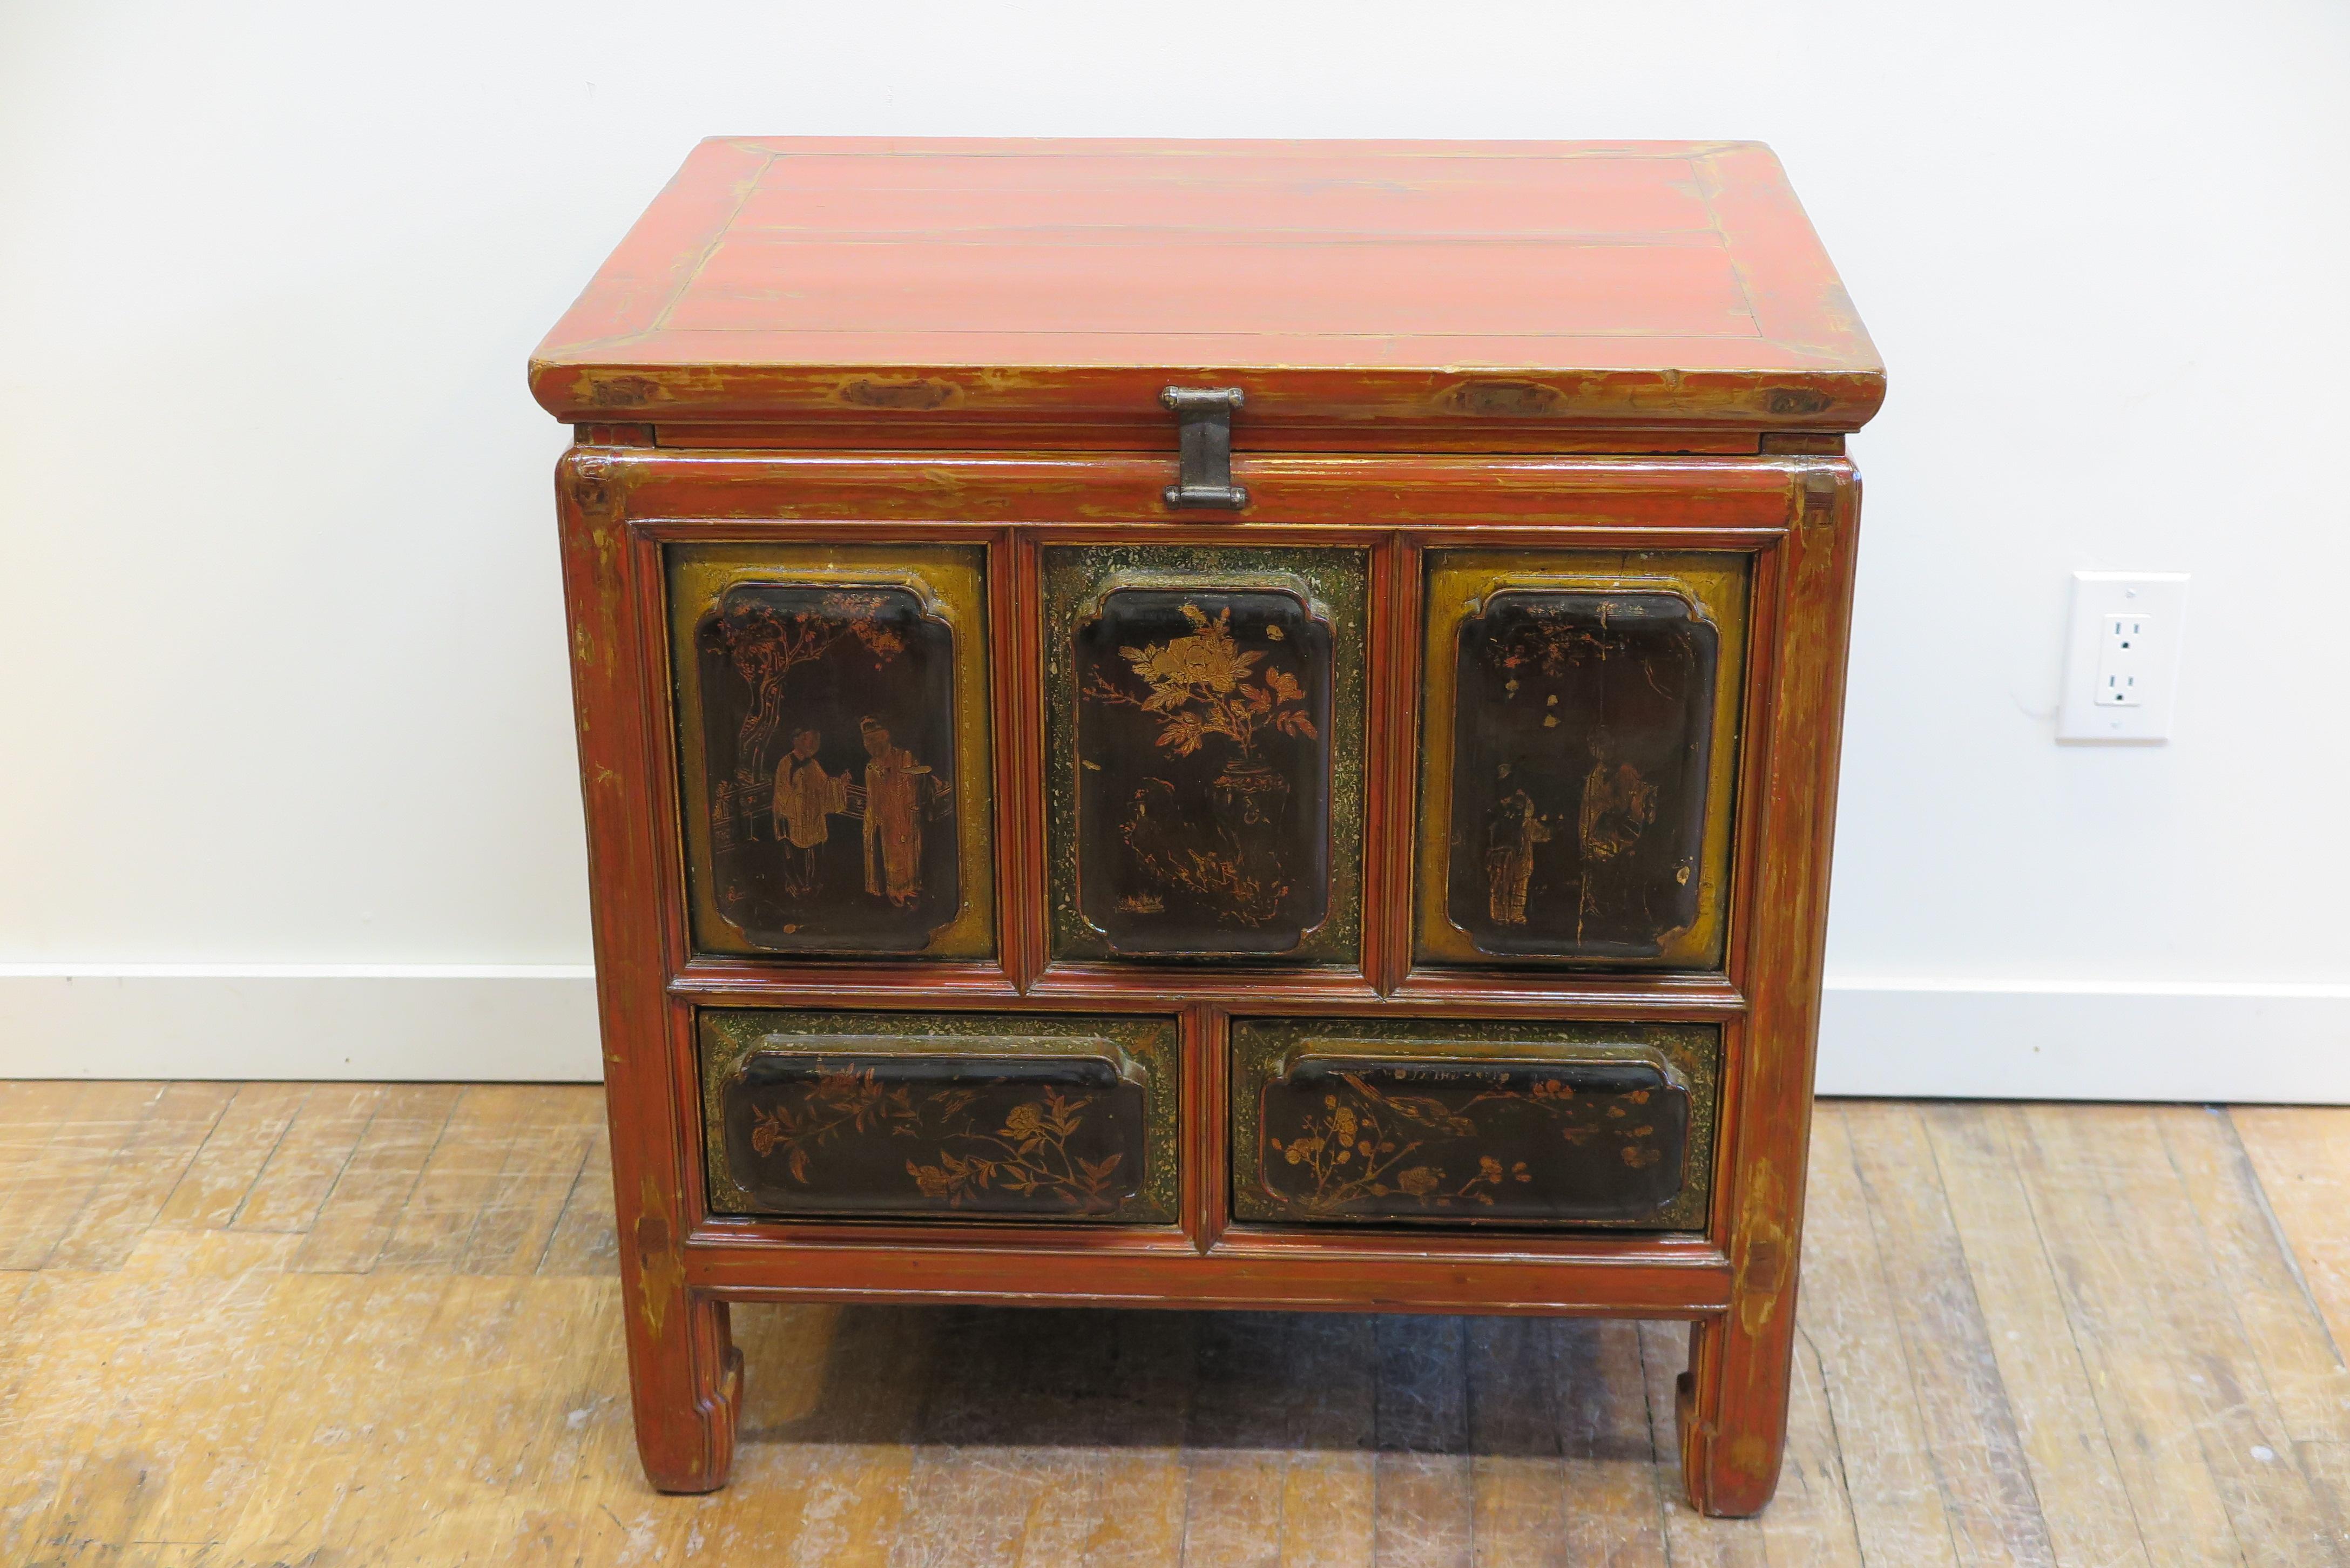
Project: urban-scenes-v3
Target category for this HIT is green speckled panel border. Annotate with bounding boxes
[699,1009,1179,1224]
[1042,545,1367,967]
[1230,1016,1719,1231]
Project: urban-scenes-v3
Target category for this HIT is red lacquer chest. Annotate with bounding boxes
[532,137,1881,1515]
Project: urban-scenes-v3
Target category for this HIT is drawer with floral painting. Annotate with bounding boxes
[698,1010,1178,1224]
[1229,1017,1718,1230]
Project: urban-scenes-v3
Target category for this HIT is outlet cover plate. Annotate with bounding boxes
[2057,571,2189,742]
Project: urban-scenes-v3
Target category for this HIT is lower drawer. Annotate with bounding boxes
[699,1010,1179,1224]
[1230,1018,1718,1229]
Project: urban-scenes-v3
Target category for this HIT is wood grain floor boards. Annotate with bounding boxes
[152,1082,313,1232]
[2234,1109,2350,1375]
[1,1089,2345,1565]
[0,1081,164,1270]
[1920,1104,2149,1568]
[290,1082,463,1275]
[1798,1107,1965,1567]
[45,1083,237,1273]
[1841,1101,2054,1567]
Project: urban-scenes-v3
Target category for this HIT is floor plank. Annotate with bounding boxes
[1841,1100,2055,1566]
[1797,1105,1964,1567]
[0,1087,2344,1567]
[2012,1105,2253,1568]
[152,1082,313,1231]
[291,1081,463,1274]
[2233,1107,2350,1374]
[1922,1103,2150,1568]
[232,1082,388,1235]
[2050,1106,2344,1568]
[0,1081,164,1269]
[44,1082,237,1272]
[2166,1110,2350,1445]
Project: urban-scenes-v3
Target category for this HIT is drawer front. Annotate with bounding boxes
[1416,551,1748,970]
[700,1010,1177,1223]
[1043,545,1368,966]
[667,544,995,961]
[1231,1018,1718,1229]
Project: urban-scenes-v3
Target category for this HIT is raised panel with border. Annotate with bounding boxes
[1044,544,1367,967]
[1231,1016,1719,1229]
[700,1009,1178,1223]
[668,543,995,960]
[1416,551,1749,970]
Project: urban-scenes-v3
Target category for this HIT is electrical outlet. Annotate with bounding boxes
[2057,572,2187,742]
[2093,612,2151,706]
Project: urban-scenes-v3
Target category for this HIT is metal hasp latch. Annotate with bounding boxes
[1160,386,1248,510]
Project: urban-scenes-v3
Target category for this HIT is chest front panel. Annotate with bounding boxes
[581,454,1831,1250]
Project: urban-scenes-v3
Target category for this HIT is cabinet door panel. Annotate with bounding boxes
[700,1010,1178,1223]
[1417,552,1746,970]
[1044,546,1367,966]
[1231,1017,1718,1230]
[668,544,994,959]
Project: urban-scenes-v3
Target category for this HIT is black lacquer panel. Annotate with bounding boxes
[1241,1049,1695,1226]
[1073,587,1332,955]
[1446,590,1717,961]
[715,1047,1147,1219]
[694,583,960,952]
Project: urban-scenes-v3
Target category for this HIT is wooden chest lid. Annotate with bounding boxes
[530,138,1882,445]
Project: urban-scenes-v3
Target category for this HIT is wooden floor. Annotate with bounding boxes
[0,1087,2345,1566]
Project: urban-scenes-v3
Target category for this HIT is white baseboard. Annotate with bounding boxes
[0,965,602,1082]
[1,967,2345,1102]
[1816,978,2350,1103]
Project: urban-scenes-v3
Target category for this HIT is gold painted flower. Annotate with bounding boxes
[1088,603,1313,761]
[1396,1166,1442,1196]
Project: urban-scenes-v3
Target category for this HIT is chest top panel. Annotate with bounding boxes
[531,138,1881,440]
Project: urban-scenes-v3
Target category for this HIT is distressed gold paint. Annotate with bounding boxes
[633,1179,685,1339]
[1798,469,1840,531]
[1727,1432,1773,1479]
[1734,1159,1792,1335]
[666,544,996,962]
[834,376,960,410]
[1415,550,1748,971]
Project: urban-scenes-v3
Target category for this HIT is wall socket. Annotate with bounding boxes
[2057,572,2188,742]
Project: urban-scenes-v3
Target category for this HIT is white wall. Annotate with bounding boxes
[3,2,2346,1096]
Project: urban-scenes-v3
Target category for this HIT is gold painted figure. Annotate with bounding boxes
[1577,738,1658,863]
[771,726,848,897]
[1485,788,1552,926]
[858,718,934,908]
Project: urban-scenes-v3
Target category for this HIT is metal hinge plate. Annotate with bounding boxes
[1160,386,1248,510]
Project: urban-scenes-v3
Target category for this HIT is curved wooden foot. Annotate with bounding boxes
[1675,1309,1796,1517]
[623,1281,742,1493]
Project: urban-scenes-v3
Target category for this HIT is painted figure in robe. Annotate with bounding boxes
[1486,787,1550,926]
[771,726,848,896]
[860,718,931,906]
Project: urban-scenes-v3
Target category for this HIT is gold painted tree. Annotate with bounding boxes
[713,591,907,782]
